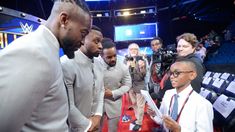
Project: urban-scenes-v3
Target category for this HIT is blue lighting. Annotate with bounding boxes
[114,23,158,42]
[104,12,109,17]
[85,0,110,1]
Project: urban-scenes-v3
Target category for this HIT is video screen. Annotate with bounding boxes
[114,23,158,42]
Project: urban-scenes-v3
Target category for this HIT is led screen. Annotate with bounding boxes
[114,23,158,42]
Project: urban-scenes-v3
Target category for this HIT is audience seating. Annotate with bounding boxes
[200,71,235,131]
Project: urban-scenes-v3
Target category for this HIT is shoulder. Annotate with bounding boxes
[60,55,77,77]
[117,59,128,69]
[191,92,213,108]
[61,55,75,68]
[164,89,175,99]
[2,34,52,66]
[186,54,203,64]
[184,54,205,72]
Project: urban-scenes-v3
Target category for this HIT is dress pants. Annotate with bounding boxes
[100,113,120,132]
[129,89,146,125]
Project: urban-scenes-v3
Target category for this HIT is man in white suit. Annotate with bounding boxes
[0,0,91,132]
[61,25,104,132]
[98,38,132,132]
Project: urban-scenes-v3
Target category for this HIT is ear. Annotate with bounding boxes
[59,12,69,28]
[189,71,197,81]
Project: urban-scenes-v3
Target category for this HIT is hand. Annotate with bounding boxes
[138,60,145,72]
[146,106,156,117]
[138,60,145,68]
[104,88,113,98]
[162,115,181,132]
[88,115,101,131]
[126,61,131,67]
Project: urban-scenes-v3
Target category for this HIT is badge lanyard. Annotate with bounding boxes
[168,90,193,122]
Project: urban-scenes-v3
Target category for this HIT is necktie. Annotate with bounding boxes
[171,94,179,121]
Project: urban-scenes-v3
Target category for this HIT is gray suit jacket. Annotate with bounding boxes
[0,25,69,132]
[99,57,132,118]
[61,50,104,131]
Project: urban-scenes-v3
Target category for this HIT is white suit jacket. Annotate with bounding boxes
[0,25,69,132]
[99,57,132,118]
[61,50,104,131]
[153,85,214,132]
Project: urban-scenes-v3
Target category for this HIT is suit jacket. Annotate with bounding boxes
[0,25,69,132]
[99,57,132,118]
[61,50,104,131]
[153,85,213,132]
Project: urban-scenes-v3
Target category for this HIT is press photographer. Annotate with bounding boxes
[146,37,177,97]
[124,43,147,131]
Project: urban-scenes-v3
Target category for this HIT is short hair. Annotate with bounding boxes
[53,0,90,13]
[128,43,139,50]
[151,37,163,45]
[101,38,116,50]
[128,43,140,56]
[176,33,198,48]
[175,58,197,71]
[91,25,102,33]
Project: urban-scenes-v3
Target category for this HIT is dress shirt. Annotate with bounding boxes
[153,85,214,132]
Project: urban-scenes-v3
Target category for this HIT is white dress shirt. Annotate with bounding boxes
[153,85,214,132]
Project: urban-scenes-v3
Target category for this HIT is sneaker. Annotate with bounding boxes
[131,119,137,124]
[122,115,131,122]
[132,124,141,131]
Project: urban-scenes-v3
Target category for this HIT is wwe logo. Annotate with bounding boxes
[20,22,33,34]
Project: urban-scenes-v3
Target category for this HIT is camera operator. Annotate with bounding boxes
[124,43,147,131]
[146,37,164,95]
[153,33,205,103]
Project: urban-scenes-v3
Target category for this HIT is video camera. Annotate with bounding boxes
[152,48,177,70]
[125,55,144,62]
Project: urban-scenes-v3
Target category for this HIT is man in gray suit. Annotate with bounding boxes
[61,25,104,132]
[98,38,132,132]
[0,0,91,132]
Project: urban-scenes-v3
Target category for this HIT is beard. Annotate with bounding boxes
[61,38,82,59]
[108,61,116,67]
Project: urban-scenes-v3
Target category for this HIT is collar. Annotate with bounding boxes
[74,49,93,65]
[38,25,59,50]
[98,56,116,70]
[175,85,193,98]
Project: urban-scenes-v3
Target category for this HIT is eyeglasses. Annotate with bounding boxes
[168,71,193,78]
